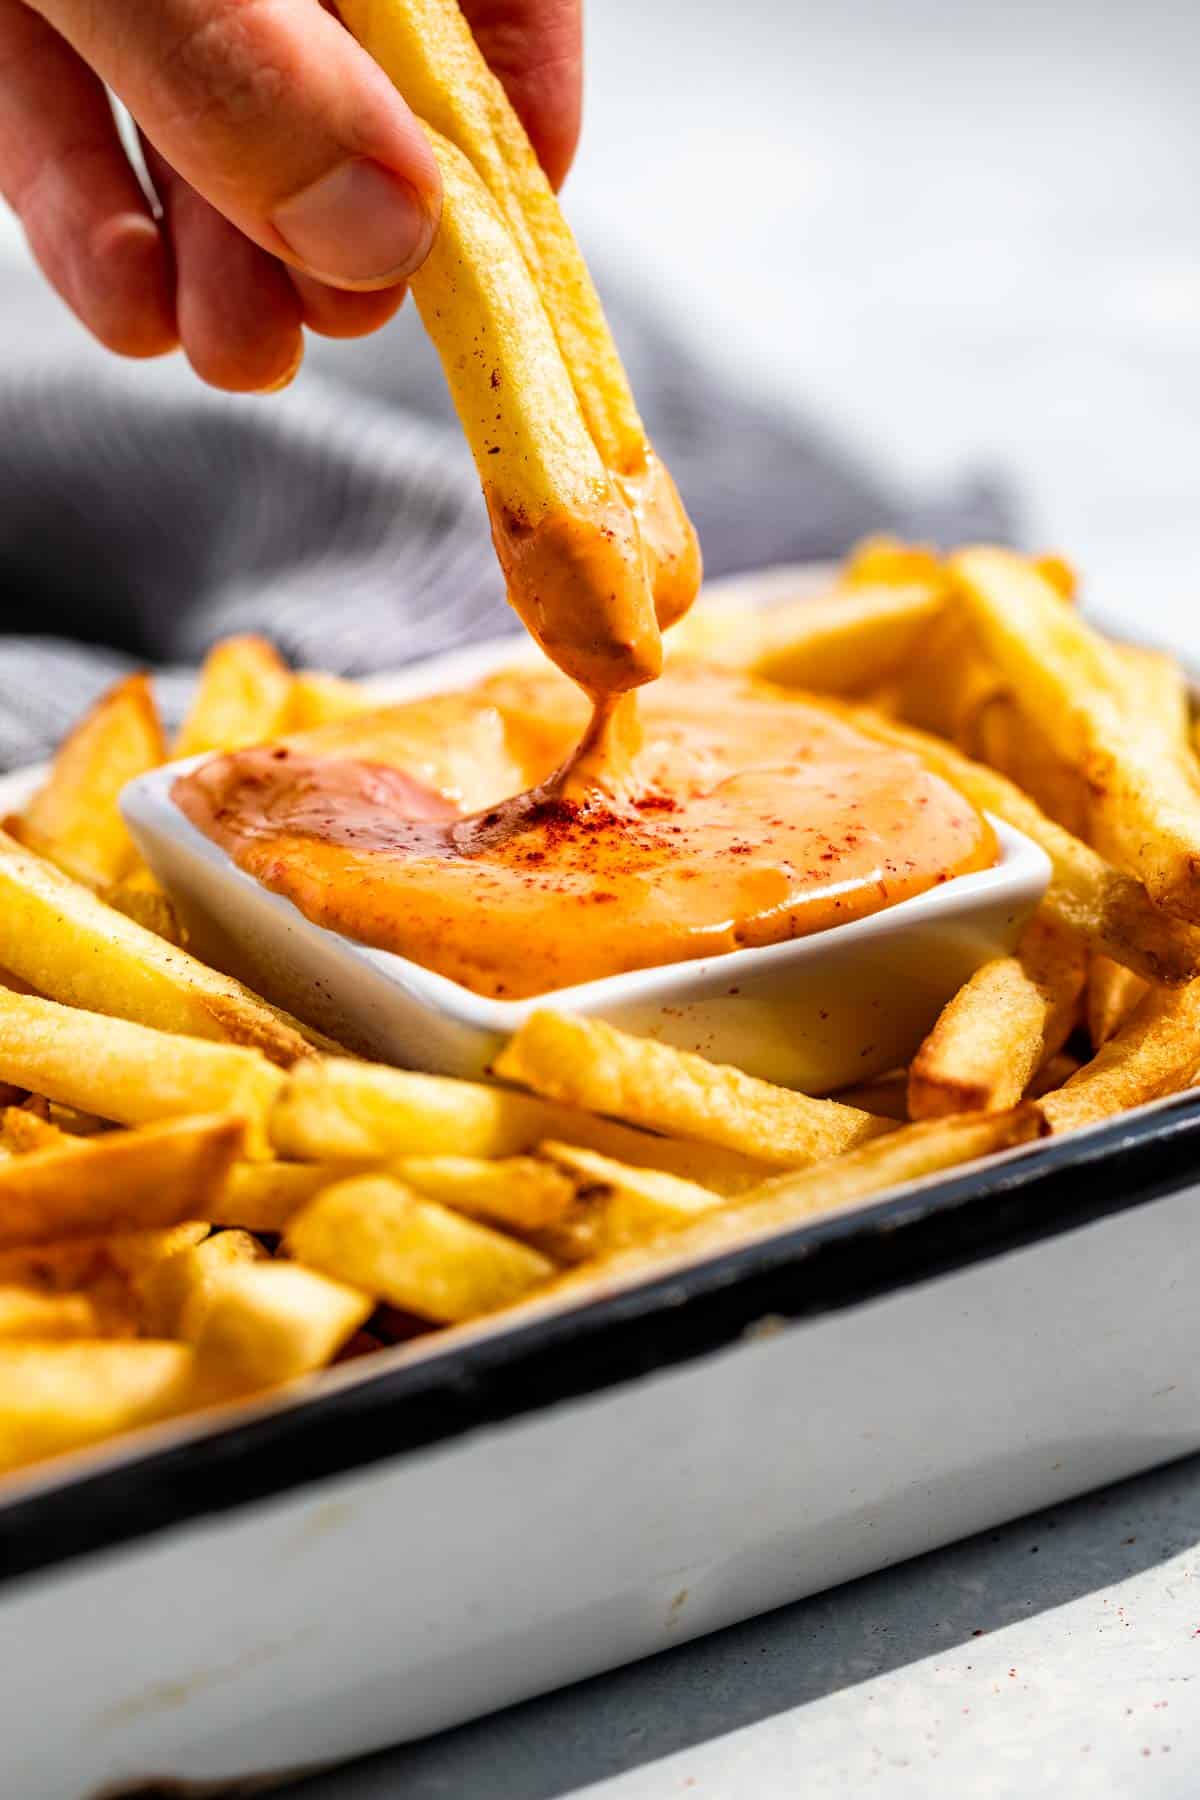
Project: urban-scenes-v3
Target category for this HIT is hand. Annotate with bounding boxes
[0,0,582,391]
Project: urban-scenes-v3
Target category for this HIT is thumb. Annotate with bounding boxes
[33,0,441,289]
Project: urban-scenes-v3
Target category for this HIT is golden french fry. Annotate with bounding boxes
[281,672,372,732]
[753,582,947,692]
[1087,954,1150,1051]
[410,131,659,692]
[0,1223,209,1336]
[0,832,310,1066]
[188,1262,372,1394]
[101,878,183,946]
[175,635,293,759]
[1114,642,1192,750]
[0,1342,192,1473]
[839,703,1200,986]
[1032,553,1077,600]
[893,609,1006,749]
[0,1288,102,1341]
[0,989,284,1156]
[337,0,700,632]
[0,1107,71,1155]
[210,1162,344,1233]
[842,537,944,587]
[971,694,1090,838]
[493,1013,887,1165]
[11,673,165,888]
[908,916,1086,1118]
[550,1107,1047,1295]
[393,1155,577,1232]
[1039,981,1200,1133]
[270,1056,776,1190]
[136,1229,267,1340]
[287,1174,553,1322]
[0,1115,242,1250]
[952,548,1200,922]
[832,1070,910,1122]
[536,1141,721,1260]
[1026,1050,1083,1098]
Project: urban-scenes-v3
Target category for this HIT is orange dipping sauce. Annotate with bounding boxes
[175,664,995,1000]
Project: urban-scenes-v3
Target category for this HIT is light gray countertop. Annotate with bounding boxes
[288,1449,1200,1798]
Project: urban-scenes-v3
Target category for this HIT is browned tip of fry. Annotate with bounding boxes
[197,994,314,1069]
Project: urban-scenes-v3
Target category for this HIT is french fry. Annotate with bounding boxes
[210,1162,345,1234]
[0,832,310,1066]
[0,989,284,1156]
[908,916,1086,1119]
[0,1224,209,1336]
[952,548,1200,921]
[394,1155,577,1232]
[175,636,293,759]
[842,537,944,587]
[10,672,165,888]
[752,582,947,692]
[101,878,183,946]
[536,1142,722,1259]
[287,1174,554,1322]
[971,695,1090,838]
[839,703,1200,986]
[281,672,372,732]
[549,1108,1047,1293]
[337,0,700,631]
[1026,1051,1083,1099]
[137,1230,267,1339]
[833,1070,910,1122]
[0,1115,242,1250]
[1114,642,1192,751]
[893,610,1006,749]
[0,1342,192,1473]
[1039,981,1200,1133]
[0,1108,70,1155]
[493,1013,887,1165]
[188,1263,372,1395]
[1087,954,1150,1051]
[409,131,660,693]
[0,1289,102,1341]
[270,1057,777,1190]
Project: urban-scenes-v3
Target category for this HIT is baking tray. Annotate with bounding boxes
[3,566,1199,1798]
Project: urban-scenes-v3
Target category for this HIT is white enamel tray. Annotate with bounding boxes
[1,566,1199,1800]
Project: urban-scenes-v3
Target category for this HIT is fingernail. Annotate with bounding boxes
[272,160,435,289]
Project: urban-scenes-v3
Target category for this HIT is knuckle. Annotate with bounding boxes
[153,0,292,145]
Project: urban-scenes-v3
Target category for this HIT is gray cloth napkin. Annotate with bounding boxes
[0,260,1012,768]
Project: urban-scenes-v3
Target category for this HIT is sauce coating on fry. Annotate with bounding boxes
[175,666,995,1000]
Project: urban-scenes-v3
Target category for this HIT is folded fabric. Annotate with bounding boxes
[0,261,1012,768]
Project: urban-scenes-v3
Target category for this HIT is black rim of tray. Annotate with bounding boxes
[3,1091,1200,1586]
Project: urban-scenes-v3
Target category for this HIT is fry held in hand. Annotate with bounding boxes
[908,916,1086,1119]
[337,0,700,633]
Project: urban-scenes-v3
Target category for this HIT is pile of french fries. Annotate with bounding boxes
[0,540,1198,1479]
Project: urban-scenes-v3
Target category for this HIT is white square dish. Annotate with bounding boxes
[121,678,1050,1092]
